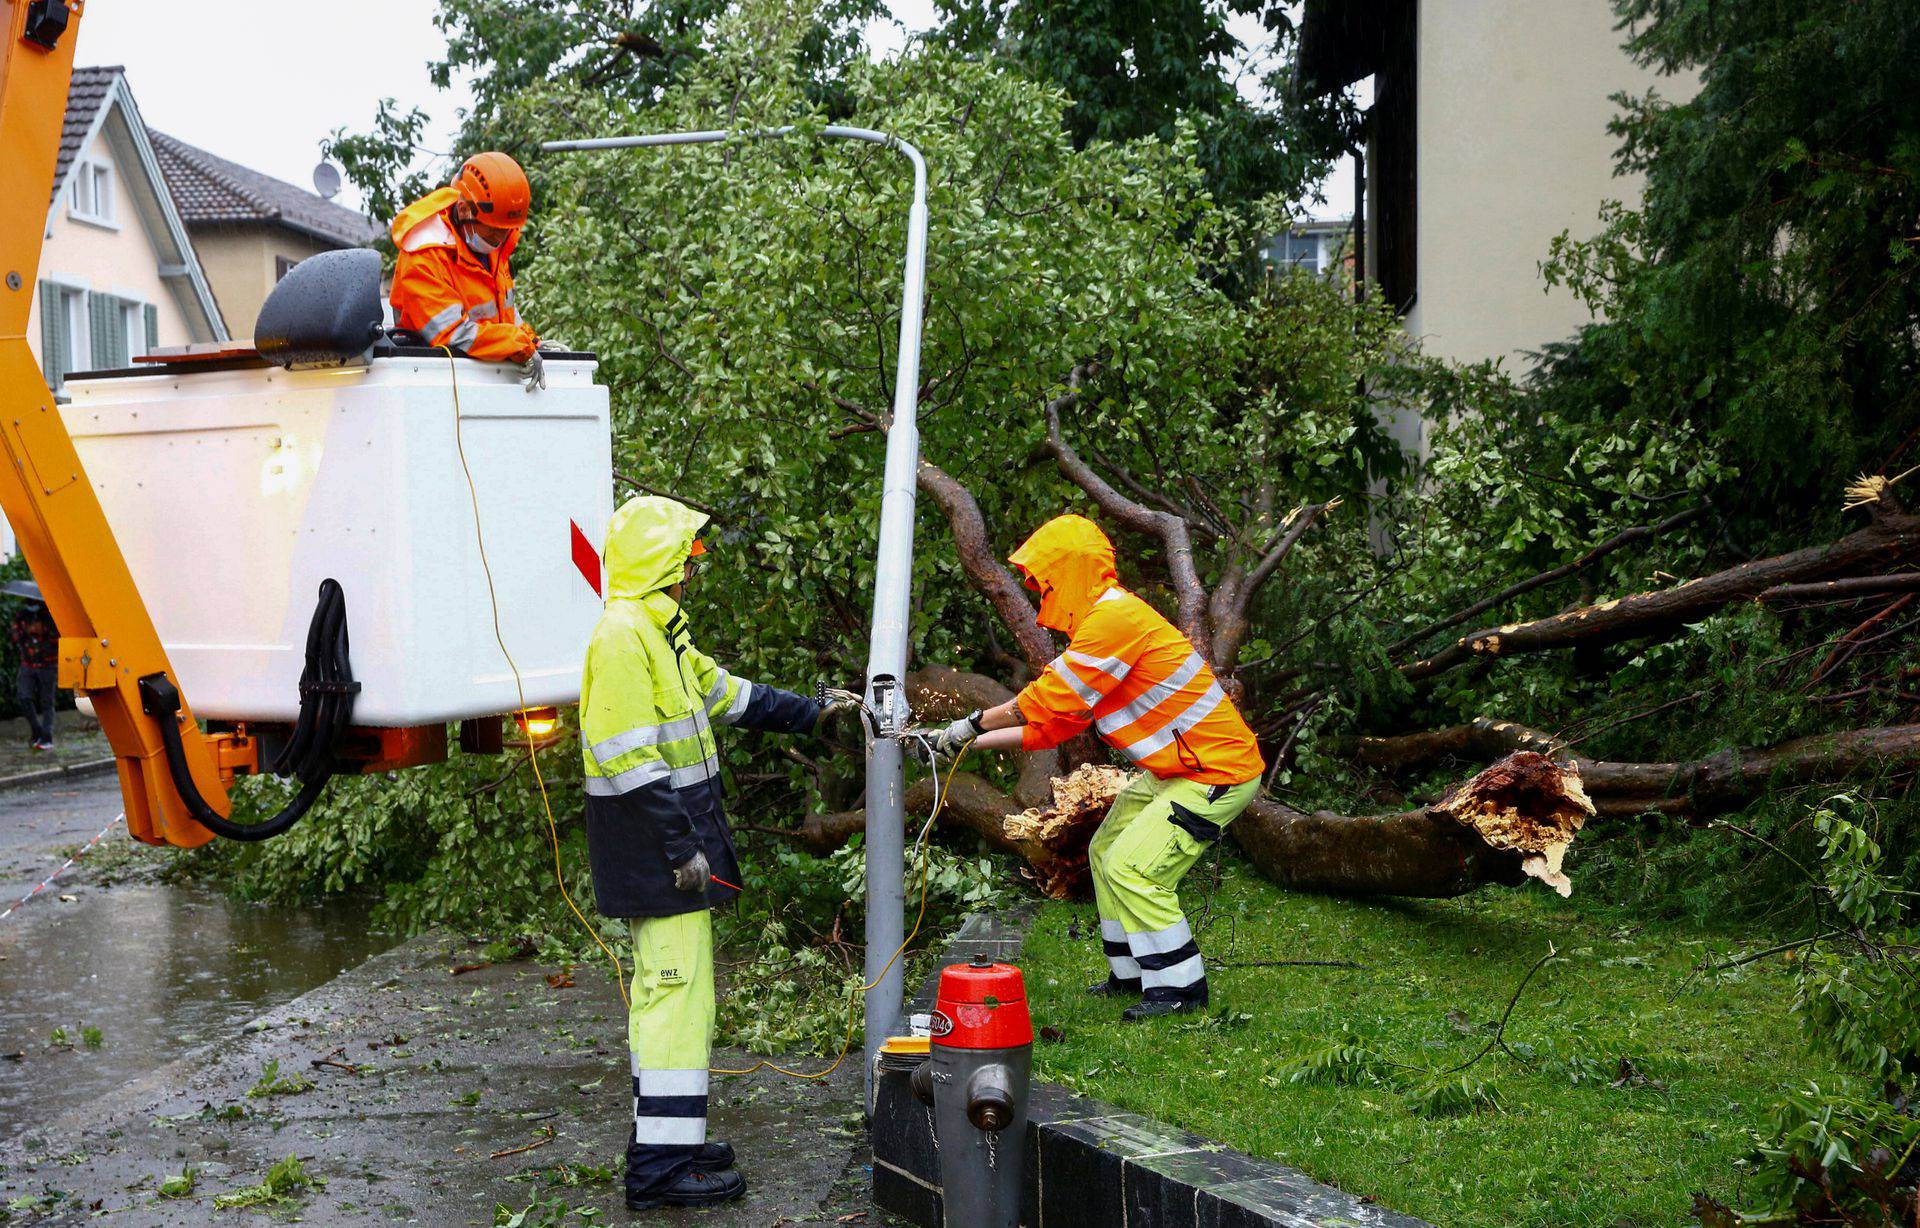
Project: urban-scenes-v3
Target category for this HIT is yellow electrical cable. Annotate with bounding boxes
[710,748,963,1080]
[442,347,631,1009]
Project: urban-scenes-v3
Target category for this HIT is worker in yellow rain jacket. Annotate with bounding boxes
[931,514,1266,1020]
[580,495,824,1210]
[388,151,567,391]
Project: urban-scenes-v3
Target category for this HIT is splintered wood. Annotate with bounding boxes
[1434,751,1594,896]
[1003,764,1131,899]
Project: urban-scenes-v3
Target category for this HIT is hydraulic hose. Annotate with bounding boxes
[138,579,358,842]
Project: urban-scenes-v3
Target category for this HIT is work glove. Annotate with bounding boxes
[519,348,546,393]
[672,849,711,893]
[931,710,986,758]
[535,338,570,354]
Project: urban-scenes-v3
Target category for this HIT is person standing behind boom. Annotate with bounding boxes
[930,514,1266,1020]
[579,495,831,1211]
[388,151,567,392]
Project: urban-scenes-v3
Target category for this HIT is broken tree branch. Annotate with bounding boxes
[1042,365,1211,654]
[916,460,1054,672]
[1398,504,1920,683]
[1352,716,1920,818]
[1758,571,1920,604]
[1390,506,1706,657]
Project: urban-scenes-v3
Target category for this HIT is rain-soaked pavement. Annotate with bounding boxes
[0,778,904,1225]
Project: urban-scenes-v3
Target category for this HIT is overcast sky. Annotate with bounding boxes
[75,1,1348,220]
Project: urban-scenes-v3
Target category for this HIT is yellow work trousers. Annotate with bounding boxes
[624,909,714,1197]
[1087,774,1257,1003]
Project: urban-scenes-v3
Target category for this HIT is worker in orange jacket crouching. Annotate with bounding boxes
[930,514,1266,1020]
[388,151,567,391]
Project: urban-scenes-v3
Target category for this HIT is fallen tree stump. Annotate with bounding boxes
[1002,764,1132,898]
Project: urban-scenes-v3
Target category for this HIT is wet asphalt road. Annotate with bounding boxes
[0,777,904,1226]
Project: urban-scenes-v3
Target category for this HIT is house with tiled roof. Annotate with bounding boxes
[26,66,226,393]
[151,131,380,337]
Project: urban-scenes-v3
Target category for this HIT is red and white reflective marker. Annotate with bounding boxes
[571,519,603,597]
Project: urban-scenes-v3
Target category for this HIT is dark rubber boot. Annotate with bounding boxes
[1087,975,1142,998]
[691,1140,736,1173]
[1122,986,1208,1022]
[625,1165,746,1210]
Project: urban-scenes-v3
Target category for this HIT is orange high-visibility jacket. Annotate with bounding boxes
[1011,515,1265,787]
[389,187,537,363]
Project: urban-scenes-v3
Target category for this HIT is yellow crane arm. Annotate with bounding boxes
[0,0,236,847]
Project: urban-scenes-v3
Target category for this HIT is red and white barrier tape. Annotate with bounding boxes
[0,812,124,922]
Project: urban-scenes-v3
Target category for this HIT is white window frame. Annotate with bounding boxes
[120,296,147,358]
[68,158,117,229]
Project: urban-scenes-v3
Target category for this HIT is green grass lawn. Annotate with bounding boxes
[1019,856,1849,1228]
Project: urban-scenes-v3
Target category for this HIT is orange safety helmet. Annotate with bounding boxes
[455,152,531,230]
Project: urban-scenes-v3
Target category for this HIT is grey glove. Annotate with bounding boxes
[672,849,711,893]
[519,348,546,393]
[932,710,986,757]
[536,338,570,353]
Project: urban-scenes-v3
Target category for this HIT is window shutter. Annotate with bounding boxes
[142,303,158,356]
[89,293,127,368]
[39,282,68,389]
[89,292,112,368]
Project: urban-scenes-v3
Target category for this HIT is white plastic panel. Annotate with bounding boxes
[61,356,613,725]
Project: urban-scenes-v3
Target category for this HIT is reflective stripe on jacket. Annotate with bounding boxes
[580,496,820,918]
[1010,515,1264,786]
[388,186,537,363]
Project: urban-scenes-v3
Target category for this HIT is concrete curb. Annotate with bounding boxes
[0,755,116,793]
[870,913,1436,1228]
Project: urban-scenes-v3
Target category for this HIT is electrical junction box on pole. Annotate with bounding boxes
[58,354,613,726]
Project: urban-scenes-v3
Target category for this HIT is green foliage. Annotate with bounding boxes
[1698,798,1920,1225]
[210,1156,314,1211]
[155,1166,196,1200]
[1539,0,1920,523]
[328,0,882,223]
[245,1058,315,1099]
[933,0,1324,207]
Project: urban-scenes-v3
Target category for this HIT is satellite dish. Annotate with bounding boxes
[312,160,343,201]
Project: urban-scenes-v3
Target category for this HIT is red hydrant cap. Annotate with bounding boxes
[931,958,1033,1050]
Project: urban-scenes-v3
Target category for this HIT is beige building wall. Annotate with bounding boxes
[1404,0,1691,372]
[191,226,334,339]
[25,131,202,368]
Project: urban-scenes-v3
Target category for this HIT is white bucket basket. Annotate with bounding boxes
[62,354,613,726]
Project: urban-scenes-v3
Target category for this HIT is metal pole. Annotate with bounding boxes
[544,127,929,1098]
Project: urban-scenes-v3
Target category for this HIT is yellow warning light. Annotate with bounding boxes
[508,707,564,748]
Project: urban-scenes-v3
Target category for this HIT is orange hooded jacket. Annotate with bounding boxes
[389,186,537,363]
[1010,515,1265,786]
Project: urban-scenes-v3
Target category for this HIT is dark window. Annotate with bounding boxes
[1368,0,1418,314]
[275,256,300,282]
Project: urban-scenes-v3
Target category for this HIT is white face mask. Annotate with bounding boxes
[464,225,498,255]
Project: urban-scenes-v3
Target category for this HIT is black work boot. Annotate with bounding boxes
[1121,986,1208,1022]
[691,1140,736,1173]
[1087,975,1142,998]
[625,1165,746,1210]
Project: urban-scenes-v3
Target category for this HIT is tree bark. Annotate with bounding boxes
[916,461,1054,672]
[1398,507,1920,683]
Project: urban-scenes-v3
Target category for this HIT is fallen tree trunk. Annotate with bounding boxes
[1351,716,1920,817]
[1398,504,1920,684]
[796,746,1595,900]
[1231,752,1592,898]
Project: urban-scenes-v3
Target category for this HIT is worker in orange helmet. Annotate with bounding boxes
[929,514,1266,1020]
[388,151,566,391]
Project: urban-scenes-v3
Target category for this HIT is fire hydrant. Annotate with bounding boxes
[911,954,1032,1227]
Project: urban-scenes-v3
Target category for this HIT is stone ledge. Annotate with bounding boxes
[871,912,1434,1228]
